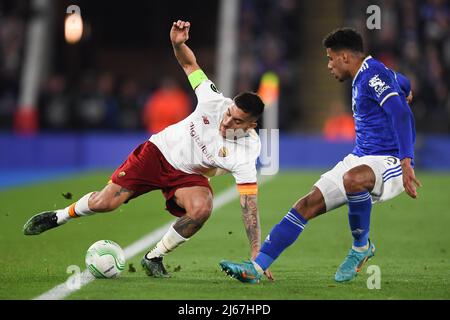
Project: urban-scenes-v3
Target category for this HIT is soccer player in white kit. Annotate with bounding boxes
[23,20,273,280]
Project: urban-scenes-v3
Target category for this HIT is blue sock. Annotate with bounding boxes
[347,191,372,248]
[254,208,307,271]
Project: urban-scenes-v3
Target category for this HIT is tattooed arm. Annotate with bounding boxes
[240,194,274,281]
[240,194,261,259]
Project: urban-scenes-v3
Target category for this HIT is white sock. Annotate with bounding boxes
[74,192,95,216]
[146,225,188,259]
[56,208,70,225]
[56,192,94,224]
[252,261,264,275]
[352,243,369,252]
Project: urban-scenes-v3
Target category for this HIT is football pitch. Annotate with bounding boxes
[0,170,449,300]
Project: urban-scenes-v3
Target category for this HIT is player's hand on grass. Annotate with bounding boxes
[170,20,190,46]
[252,250,274,281]
[401,158,422,199]
[264,268,274,281]
[406,91,413,105]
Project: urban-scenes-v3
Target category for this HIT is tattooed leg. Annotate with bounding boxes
[53,183,134,224]
[173,215,206,238]
[172,186,213,238]
[87,183,134,212]
[144,186,213,261]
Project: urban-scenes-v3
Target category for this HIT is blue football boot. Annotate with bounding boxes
[219,260,262,284]
[335,240,376,282]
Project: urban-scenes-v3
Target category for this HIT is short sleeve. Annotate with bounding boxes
[234,160,258,195]
[366,70,400,107]
[232,160,257,185]
[232,132,260,195]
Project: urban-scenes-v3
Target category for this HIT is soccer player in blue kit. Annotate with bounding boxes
[220,28,422,283]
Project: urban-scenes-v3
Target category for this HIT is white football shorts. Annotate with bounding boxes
[314,154,405,211]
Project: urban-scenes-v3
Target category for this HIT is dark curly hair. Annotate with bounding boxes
[323,28,364,53]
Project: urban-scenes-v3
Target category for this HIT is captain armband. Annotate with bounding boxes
[188,69,208,89]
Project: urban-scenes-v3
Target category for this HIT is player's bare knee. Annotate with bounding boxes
[187,199,212,222]
[343,171,366,193]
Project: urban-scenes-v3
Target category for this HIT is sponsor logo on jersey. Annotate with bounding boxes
[368,74,390,98]
[189,122,216,166]
[118,171,126,178]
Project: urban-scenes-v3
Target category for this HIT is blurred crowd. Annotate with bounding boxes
[236,0,300,131]
[346,0,450,133]
[38,73,192,132]
[0,0,449,133]
[39,0,300,133]
[0,0,300,133]
[0,1,25,129]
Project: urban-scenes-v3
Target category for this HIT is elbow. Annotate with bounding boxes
[396,107,410,121]
[400,105,414,122]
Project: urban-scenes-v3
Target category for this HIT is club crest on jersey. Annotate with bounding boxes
[118,171,126,178]
[202,116,210,125]
[218,146,229,157]
[368,74,390,98]
[385,156,398,165]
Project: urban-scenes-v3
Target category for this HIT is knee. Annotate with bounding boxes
[343,171,365,193]
[186,198,213,223]
[89,194,119,212]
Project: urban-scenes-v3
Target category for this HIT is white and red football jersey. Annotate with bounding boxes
[150,80,260,193]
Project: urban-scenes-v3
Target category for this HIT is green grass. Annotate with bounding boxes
[0,171,449,300]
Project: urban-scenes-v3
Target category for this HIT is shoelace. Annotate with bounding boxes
[343,250,362,268]
[242,261,257,272]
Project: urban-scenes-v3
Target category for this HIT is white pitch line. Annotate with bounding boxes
[33,222,172,301]
[34,175,273,300]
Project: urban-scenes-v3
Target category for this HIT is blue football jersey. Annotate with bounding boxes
[351,56,415,158]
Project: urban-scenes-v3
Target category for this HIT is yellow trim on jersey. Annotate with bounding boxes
[188,69,208,89]
[237,183,258,195]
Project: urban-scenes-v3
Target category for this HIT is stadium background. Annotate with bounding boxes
[0,0,449,300]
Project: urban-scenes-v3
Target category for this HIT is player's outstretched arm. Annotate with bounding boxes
[383,95,422,198]
[170,20,200,76]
